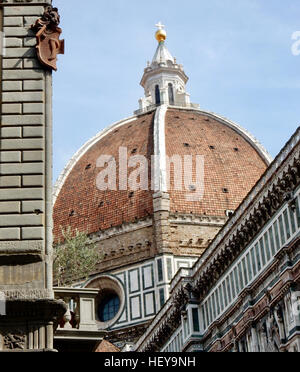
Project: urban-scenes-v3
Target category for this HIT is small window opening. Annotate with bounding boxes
[168,83,175,105]
[226,210,234,218]
[155,85,161,105]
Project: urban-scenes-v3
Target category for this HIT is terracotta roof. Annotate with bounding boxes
[94,339,120,353]
[165,109,268,216]
[53,108,268,241]
[53,112,154,241]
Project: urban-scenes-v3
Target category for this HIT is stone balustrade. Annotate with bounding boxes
[54,288,106,348]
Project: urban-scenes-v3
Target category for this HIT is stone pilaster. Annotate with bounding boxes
[0,0,65,352]
[153,191,171,253]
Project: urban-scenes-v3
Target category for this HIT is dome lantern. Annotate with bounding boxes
[136,24,199,115]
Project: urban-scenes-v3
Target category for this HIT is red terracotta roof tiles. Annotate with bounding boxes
[53,109,268,241]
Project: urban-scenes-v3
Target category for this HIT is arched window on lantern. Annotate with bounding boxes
[168,83,175,105]
[155,85,161,105]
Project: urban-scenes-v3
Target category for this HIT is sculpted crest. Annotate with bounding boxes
[31,6,65,71]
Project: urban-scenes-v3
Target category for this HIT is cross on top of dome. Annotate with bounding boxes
[155,22,165,30]
[155,22,167,43]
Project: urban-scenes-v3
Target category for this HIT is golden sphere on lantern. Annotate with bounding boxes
[155,29,167,42]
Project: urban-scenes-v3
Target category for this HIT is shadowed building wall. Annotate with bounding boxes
[0,0,65,352]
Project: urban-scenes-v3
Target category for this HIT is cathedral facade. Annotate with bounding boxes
[135,127,300,353]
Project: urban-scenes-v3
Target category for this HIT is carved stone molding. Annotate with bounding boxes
[1,299,66,322]
[0,330,26,351]
[91,217,153,242]
[1,289,53,301]
[169,213,226,226]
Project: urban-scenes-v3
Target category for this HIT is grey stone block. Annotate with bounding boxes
[3,69,43,80]
[3,91,43,103]
[2,104,22,114]
[22,200,44,214]
[3,17,23,27]
[23,103,44,114]
[5,38,22,47]
[2,81,22,91]
[0,151,21,163]
[23,151,44,162]
[0,127,22,138]
[5,47,35,58]
[23,126,44,138]
[21,227,44,240]
[2,58,23,69]
[0,201,20,213]
[4,6,45,17]
[23,37,36,47]
[0,239,44,251]
[23,80,44,91]
[1,115,44,126]
[3,27,34,37]
[0,188,43,201]
[0,138,44,150]
[24,17,39,27]
[0,227,20,240]
[0,163,44,175]
[24,58,42,69]
[0,176,21,188]
[22,175,44,187]
[0,214,43,227]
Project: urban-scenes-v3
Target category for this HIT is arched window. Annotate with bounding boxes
[168,83,175,105]
[155,85,161,105]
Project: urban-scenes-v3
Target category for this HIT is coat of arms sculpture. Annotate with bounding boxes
[31,6,64,71]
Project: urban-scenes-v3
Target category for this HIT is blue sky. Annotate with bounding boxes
[52,0,300,182]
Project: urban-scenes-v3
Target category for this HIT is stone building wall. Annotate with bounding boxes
[91,221,155,273]
[0,0,65,352]
[0,0,52,294]
[169,214,226,256]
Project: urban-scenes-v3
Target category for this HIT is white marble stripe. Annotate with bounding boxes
[153,104,168,193]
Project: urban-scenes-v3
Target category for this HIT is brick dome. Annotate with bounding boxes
[53,107,270,241]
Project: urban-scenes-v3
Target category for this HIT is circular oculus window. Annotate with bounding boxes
[85,275,125,329]
[97,290,120,322]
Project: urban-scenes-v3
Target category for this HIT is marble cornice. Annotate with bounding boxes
[90,217,153,243]
[169,213,226,227]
